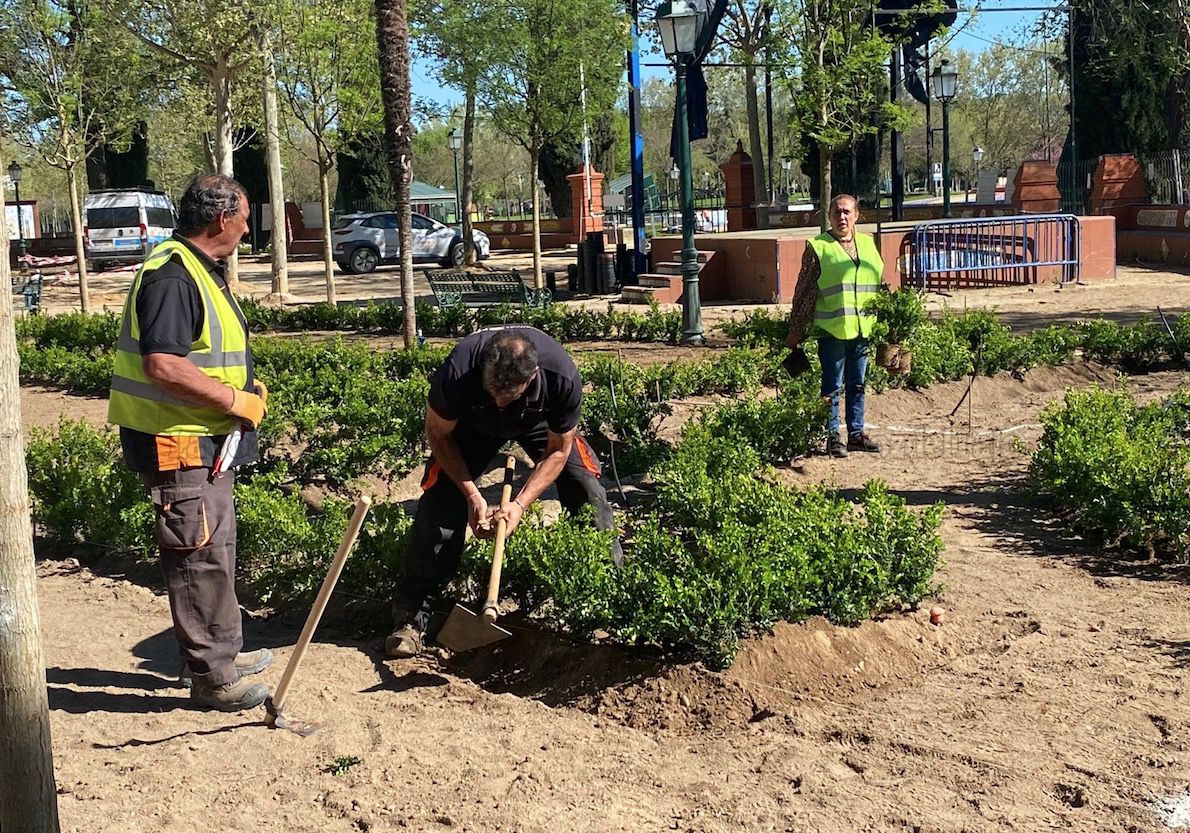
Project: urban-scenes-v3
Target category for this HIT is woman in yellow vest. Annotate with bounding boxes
[785,194,884,458]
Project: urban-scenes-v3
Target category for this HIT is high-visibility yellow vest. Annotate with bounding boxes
[809,231,884,340]
[108,239,249,436]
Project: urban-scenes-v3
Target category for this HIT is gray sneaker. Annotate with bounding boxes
[191,676,270,712]
[179,648,273,688]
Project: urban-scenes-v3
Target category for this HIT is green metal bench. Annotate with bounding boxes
[12,271,42,313]
[427,269,550,308]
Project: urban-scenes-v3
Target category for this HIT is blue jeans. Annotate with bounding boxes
[818,336,869,437]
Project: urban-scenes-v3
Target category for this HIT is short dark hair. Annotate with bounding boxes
[176,174,247,235]
[481,331,538,396]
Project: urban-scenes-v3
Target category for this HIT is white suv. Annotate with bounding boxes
[332,211,491,274]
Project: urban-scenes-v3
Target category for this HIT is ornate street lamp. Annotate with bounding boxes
[447,128,463,225]
[7,160,27,261]
[780,157,792,203]
[930,60,958,218]
[656,0,703,344]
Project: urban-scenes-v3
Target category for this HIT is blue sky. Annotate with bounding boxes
[411,3,1050,114]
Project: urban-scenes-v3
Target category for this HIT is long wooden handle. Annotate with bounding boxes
[482,456,517,623]
[272,495,372,713]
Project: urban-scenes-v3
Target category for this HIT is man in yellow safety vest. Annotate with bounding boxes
[785,193,885,458]
[108,174,273,712]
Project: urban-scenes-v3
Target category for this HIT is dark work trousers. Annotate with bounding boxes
[143,466,243,686]
[394,425,620,623]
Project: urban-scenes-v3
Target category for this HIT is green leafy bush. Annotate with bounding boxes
[25,420,152,553]
[864,288,928,345]
[1029,385,1190,560]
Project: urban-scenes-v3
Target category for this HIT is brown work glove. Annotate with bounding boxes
[226,388,267,429]
[253,378,268,407]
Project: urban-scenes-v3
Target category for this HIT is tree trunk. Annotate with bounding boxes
[211,60,239,292]
[319,162,336,306]
[374,0,417,348]
[744,60,768,205]
[462,83,477,266]
[0,179,62,833]
[530,144,543,289]
[66,163,90,313]
[818,139,831,232]
[261,34,290,299]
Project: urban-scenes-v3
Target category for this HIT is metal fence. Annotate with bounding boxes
[906,213,1081,291]
[602,184,728,236]
[1141,149,1190,205]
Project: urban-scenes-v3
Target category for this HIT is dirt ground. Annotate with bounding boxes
[21,265,1190,832]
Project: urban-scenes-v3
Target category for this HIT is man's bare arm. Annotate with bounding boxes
[143,353,235,410]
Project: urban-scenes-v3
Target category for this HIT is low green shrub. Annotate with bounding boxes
[25,419,152,554]
[865,288,928,345]
[1029,385,1190,560]
[18,343,114,392]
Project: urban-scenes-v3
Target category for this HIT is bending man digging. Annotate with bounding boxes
[386,326,622,659]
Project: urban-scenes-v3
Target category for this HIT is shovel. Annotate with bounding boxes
[265,495,372,736]
[435,456,516,653]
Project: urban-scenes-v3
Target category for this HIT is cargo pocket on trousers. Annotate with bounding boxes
[150,483,211,551]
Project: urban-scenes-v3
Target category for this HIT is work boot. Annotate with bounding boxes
[385,607,431,660]
[178,648,274,688]
[191,676,269,712]
[827,436,849,458]
[847,432,881,453]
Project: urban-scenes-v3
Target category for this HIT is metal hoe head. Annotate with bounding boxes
[435,603,512,653]
[265,696,326,737]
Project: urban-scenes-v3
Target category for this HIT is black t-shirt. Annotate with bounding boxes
[428,326,582,439]
[120,233,258,471]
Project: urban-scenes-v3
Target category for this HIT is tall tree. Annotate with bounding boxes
[719,0,773,204]
[0,143,62,833]
[278,0,380,304]
[477,0,627,287]
[259,24,290,300]
[413,0,491,264]
[0,0,145,312]
[777,0,904,228]
[113,0,258,290]
[374,0,417,347]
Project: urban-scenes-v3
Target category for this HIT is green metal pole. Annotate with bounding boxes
[675,60,702,344]
[941,101,951,219]
[451,149,462,225]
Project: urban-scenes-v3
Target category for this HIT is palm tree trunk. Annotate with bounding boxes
[374,0,417,348]
[0,181,62,833]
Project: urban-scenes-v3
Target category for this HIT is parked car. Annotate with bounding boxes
[332,211,491,274]
[83,188,176,265]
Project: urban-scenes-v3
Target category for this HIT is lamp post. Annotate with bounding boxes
[656,0,703,344]
[7,160,27,261]
[447,127,463,225]
[972,145,984,204]
[929,60,957,218]
[780,158,792,205]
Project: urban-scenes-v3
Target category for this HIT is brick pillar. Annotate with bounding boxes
[721,140,758,231]
[567,166,605,243]
[1089,153,1147,213]
[1011,161,1061,213]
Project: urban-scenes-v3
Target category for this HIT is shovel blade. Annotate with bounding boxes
[435,603,511,653]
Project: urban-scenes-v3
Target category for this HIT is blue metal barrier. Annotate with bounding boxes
[906,214,1081,291]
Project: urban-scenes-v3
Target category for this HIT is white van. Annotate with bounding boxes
[84,189,177,264]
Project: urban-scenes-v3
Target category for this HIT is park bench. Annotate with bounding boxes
[11,271,42,313]
[426,269,550,308]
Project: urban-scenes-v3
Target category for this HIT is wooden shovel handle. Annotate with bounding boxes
[482,456,517,623]
[272,494,371,713]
